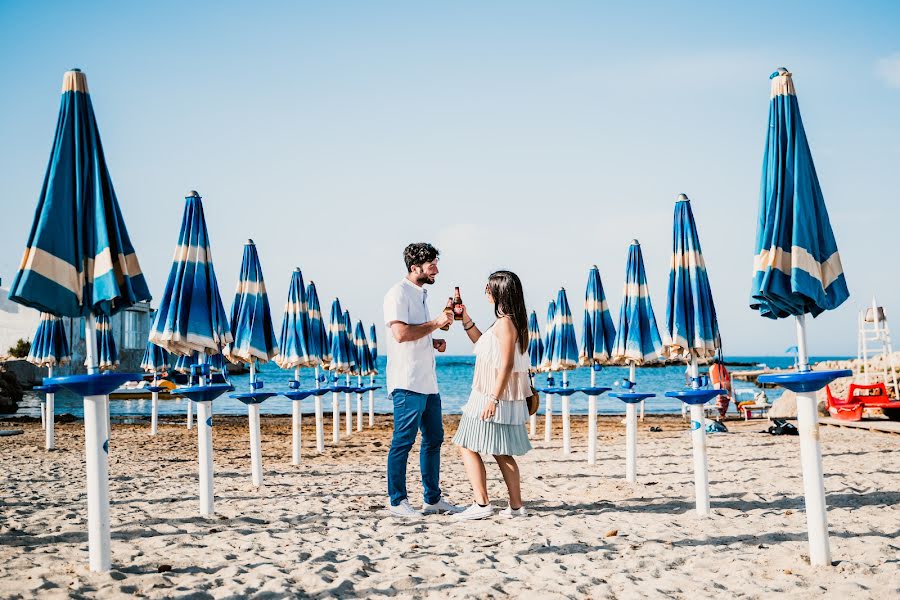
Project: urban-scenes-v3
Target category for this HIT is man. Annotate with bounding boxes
[383,243,462,517]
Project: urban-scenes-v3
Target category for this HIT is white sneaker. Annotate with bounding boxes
[388,499,420,518]
[499,506,527,518]
[451,502,494,520]
[422,497,464,515]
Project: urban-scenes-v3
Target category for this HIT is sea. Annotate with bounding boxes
[11,355,850,420]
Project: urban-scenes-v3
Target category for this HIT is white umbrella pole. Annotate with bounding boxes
[562,372,571,454]
[186,398,193,430]
[40,398,46,429]
[368,373,375,427]
[46,365,55,450]
[345,374,352,435]
[83,314,111,572]
[332,388,340,444]
[544,372,554,443]
[248,361,263,487]
[794,314,831,566]
[625,363,637,483]
[196,354,214,516]
[150,368,159,436]
[587,368,597,465]
[292,367,301,466]
[689,354,710,516]
[640,399,646,421]
[356,375,363,432]
[315,366,325,453]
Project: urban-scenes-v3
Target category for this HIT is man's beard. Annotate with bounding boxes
[415,273,435,285]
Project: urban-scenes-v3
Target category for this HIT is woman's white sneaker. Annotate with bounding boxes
[499,506,527,518]
[451,502,494,520]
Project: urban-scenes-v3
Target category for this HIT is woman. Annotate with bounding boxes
[451,270,532,520]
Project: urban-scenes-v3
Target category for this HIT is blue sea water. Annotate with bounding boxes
[14,355,849,419]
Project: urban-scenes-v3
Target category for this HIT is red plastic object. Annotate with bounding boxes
[825,383,900,421]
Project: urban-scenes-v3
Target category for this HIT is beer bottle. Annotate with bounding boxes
[440,297,453,331]
[452,287,464,321]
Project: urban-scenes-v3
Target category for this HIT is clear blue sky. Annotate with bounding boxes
[1,1,898,356]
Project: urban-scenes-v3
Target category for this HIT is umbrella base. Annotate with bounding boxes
[610,392,655,404]
[758,369,852,393]
[665,389,722,405]
[47,373,142,397]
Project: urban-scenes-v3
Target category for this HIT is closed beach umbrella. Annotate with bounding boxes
[611,240,663,483]
[150,191,233,517]
[94,314,118,371]
[276,267,313,466]
[341,309,357,435]
[540,299,557,443]
[305,281,328,453]
[28,313,71,449]
[367,323,379,427]
[353,320,375,432]
[327,298,355,444]
[750,68,851,567]
[664,193,721,516]
[548,288,579,454]
[225,239,279,488]
[8,68,151,572]
[526,310,544,437]
[140,341,170,436]
[579,266,616,465]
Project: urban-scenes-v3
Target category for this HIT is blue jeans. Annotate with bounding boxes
[387,389,443,506]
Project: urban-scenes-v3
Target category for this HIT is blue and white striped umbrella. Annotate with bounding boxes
[275,268,313,370]
[540,300,557,372]
[666,194,720,360]
[175,351,226,375]
[750,68,849,319]
[546,288,579,372]
[224,240,279,365]
[8,69,151,319]
[354,321,376,377]
[94,314,118,371]
[368,324,378,368]
[140,341,170,373]
[150,192,232,356]
[343,310,359,375]
[27,313,71,368]
[306,282,329,367]
[527,310,544,371]
[326,299,355,374]
[611,241,663,365]
[579,265,616,365]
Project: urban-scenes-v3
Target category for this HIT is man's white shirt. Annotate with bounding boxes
[383,278,439,395]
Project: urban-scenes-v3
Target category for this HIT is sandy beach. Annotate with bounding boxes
[1,413,897,599]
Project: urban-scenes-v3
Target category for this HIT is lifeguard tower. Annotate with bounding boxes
[857,298,899,398]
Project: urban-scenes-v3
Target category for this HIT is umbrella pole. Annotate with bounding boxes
[248,361,263,487]
[150,369,159,436]
[794,314,831,566]
[689,354,710,516]
[368,374,375,427]
[292,367,301,465]
[187,398,194,430]
[356,375,363,432]
[40,396,46,429]
[332,378,340,445]
[345,373,352,436]
[314,366,325,453]
[46,366,55,450]
[588,367,597,465]
[544,372,554,443]
[196,354,215,515]
[83,314,111,572]
[625,363,637,483]
[562,372,571,454]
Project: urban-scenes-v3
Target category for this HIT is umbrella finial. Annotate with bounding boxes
[631,239,640,246]
[186,190,200,198]
[294,267,301,272]
[247,239,255,245]
[770,67,791,79]
[677,193,690,202]
[70,67,82,72]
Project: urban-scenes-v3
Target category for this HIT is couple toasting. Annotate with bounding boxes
[383,243,532,521]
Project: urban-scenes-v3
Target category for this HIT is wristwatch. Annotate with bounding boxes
[490,395,500,406]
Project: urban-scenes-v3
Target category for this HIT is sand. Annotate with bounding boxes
[0,412,898,599]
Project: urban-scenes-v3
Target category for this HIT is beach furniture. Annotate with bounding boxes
[540,300,557,443]
[343,310,357,435]
[325,298,356,445]
[611,240,663,483]
[825,382,900,421]
[306,283,329,452]
[225,240,280,487]
[9,68,152,572]
[27,313,71,450]
[354,321,377,432]
[857,298,899,397]
[139,342,170,435]
[526,311,544,437]
[751,68,852,567]
[368,324,379,426]
[543,288,578,453]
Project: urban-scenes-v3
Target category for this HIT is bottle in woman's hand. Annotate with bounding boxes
[452,287,465,321]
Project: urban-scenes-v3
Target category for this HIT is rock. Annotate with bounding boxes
[157,564,172,573]
[604,529,618,538]
[0,368,24,412]
[768,390,797,418]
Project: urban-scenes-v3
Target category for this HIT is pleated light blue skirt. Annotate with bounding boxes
[452,414,532,456]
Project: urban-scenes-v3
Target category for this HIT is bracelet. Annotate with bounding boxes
[464,321,476,331]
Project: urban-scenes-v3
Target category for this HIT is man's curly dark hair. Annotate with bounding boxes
[403,243,440,272]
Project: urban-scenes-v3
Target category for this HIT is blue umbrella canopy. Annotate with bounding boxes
[546,288,579,372]
[305,281,329,367]
[8,69,151,318]
[666,194,721,360]
[540,300,557,372]
[527,310,544,371]
[611,240,664,365]
[750,68,849,319]
[275,268,313,370]
[174,351,226,374]
[368,324,379,368]
[326,298,355,374]
[224,240,279,365]
[140,341,170,373]
[27,313,71,368]
[94,314,118,371]
[343,310,359,375]
[579,265,616,366]
[150,192,232,356]
[354,321,377,376]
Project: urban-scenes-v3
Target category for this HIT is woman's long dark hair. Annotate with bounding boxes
[487,270,528,354]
